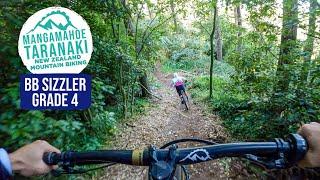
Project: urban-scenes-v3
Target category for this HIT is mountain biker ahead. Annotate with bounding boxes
[171,73,188,103]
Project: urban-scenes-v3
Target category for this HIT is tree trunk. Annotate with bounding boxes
[119,58,128,119]
[215,7,223,61]
[121,0,135,36]
[139,73,150,97]
[170,0,178,31]
[235,5,242,52]
[276,0,298,91]
[130,72,136,115]
[146,2,154,19]
[209,6,217,98]
[302,0,317,83]
[111,19,117,39]
[124,18,135,36]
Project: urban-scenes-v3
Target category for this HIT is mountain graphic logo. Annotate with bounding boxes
[19,7,93,74]
[27,10,77,34]
[180,149,212,162]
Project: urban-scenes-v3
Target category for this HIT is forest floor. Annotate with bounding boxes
[100,65,248,180]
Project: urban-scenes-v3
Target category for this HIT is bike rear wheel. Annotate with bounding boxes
[180,91,189,110]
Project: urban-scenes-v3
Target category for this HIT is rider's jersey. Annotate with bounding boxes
[172,77,184,87]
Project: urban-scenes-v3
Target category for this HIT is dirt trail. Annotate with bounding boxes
[101,66,236,180]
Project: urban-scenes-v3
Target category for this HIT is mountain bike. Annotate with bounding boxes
[43,134,307,179]
[179,90,189,111]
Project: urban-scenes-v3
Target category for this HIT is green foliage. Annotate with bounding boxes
[161,31,226,75]
[0,0,160,152]
[162,8,320,141]
[0,80,117,151]
[0,0,319,163]
[198,8,319,140]
[212,11,320,140]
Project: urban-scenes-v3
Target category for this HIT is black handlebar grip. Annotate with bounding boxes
[287,133,308,164]
[43,152,60,165]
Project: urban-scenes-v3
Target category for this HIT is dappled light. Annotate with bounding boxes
[0,0,319,179]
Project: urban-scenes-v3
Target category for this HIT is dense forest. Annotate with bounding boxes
[0,0,319,179]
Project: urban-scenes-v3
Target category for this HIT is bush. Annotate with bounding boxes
[0,0,157,152]
[0,79,117,151]
[161,27,320,141]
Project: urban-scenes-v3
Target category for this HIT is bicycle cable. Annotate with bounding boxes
[160,138,217,149]
[53,162,117,176]
[181,165,190,180]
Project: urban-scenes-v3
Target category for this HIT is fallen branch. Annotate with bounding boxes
[177,110,190,119]
[168,105,190,119]
[180,70,197,76]
[126,123,136,128]
[138,82,162,100]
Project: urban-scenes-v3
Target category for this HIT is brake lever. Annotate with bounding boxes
[51,166,87,176]
[244,134,308,169]
[242,138,287,169]
[244,154,286,169]
[51,169,63,177]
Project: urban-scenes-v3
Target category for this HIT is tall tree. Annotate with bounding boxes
[209,5,217,98]
[170,0,178,31]
[276,0,299,91]
[215,6,223,61]
[301,0,317,82]
[134,2,181,98]
[121,0,135,36]
[234,4,242,52]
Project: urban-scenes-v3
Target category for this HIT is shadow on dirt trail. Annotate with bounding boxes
[100,65,248,180]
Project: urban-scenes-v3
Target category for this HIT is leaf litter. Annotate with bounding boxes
[100,67,251,180]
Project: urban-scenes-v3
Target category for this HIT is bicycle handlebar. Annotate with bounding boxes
[43,133,307,169]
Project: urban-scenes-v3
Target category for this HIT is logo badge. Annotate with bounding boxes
[180,149,212,162]
[18,7,93,74]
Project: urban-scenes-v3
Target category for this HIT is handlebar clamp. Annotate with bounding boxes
[149,145,178,180]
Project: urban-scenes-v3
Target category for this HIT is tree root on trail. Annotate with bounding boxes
[125,123,136,127]
[139,82,162,100]
[167,108,190,118]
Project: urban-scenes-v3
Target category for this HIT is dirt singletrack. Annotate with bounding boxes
[100,66,241,180]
